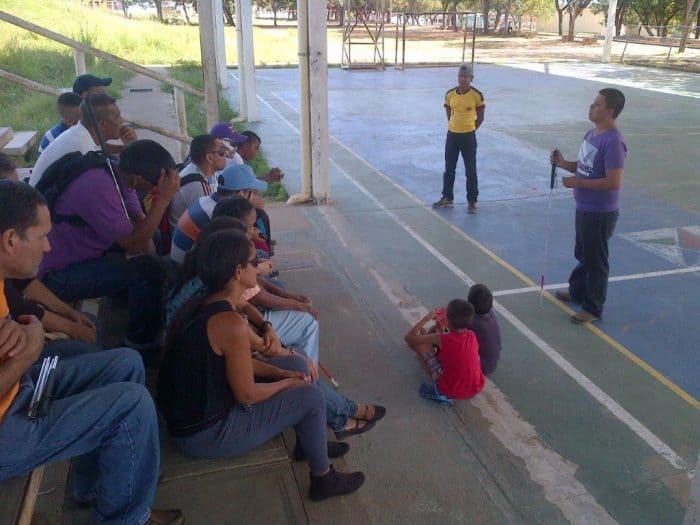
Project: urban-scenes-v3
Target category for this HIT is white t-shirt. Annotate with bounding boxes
[29,122,99,187]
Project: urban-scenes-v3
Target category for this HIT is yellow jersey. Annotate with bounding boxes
[444,86,485,134]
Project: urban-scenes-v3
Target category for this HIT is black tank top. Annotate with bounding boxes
[157,300,239,436]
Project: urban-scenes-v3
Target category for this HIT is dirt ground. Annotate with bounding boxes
[328,27,700,73]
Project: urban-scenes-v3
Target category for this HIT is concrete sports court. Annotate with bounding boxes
[226,62,698,523]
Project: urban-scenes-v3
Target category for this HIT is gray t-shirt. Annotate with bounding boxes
[168,163,216,232]
[469,311,501,376]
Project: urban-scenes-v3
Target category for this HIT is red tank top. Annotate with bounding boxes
[437,330,485,399]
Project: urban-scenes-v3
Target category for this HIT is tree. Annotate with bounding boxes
[678,0,699,51]
[592,0,632,36]
[553,0,593,39]
[223,0,235,26]
[630,0,684,36]
[154,0,164,22]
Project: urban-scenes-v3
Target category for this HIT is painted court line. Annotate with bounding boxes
[264,86,698,411]
[249,82,690,472]
[494,265,700,297]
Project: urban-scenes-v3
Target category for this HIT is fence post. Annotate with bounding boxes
[73,49,87,76]
[174,87,189,160]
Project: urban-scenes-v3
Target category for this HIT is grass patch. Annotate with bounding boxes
[164,65,288,201]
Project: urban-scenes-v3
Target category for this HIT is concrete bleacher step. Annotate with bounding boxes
[283,429,370,525]
[0,127,13,149]
[154,432,307,524]
[1,130,39,157]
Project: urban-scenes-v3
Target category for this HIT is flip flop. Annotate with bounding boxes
[419,382,454,406]
[354,404,387,425]
[334,419,376,440]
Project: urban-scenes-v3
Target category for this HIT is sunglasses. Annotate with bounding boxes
[248,255,260,268]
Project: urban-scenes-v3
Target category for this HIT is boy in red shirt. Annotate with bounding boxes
[404,299,485,406]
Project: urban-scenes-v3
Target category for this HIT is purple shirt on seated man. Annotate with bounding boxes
[38,169,142,278]
[37,140,180,353]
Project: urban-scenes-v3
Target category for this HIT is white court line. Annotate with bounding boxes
[494,265,700,297]
[237,76,688,473]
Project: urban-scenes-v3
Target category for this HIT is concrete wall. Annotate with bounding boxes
[538,8,608,35]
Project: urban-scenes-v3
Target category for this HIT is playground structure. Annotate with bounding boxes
[341,1,478,69]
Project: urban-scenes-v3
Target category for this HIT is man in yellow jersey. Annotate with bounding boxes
[433,64,486,213]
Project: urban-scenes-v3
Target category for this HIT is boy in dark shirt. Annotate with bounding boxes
[405,299,485,406]
[468,284,502,376]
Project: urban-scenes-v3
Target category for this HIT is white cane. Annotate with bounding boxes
[539,164,557,309]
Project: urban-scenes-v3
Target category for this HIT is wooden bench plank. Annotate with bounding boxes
[0,127,13,149]
[1,131,38,157]
[0,475,28,525]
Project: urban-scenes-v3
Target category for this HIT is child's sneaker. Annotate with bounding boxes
[419,382,454,406]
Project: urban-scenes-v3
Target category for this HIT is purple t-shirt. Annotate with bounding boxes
[574,128,626,213]
[468,311,501,376]
[39,168,144,277]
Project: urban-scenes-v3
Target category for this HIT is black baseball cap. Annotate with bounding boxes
[73,74,112,95]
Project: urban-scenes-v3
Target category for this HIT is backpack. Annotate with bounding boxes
[145,171,207,255]
[35,151,113,228]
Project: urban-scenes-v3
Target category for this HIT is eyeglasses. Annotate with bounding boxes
[209,149,226,157]
[248,255,259,268]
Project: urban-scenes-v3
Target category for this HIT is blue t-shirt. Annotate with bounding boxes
[39,121,69,153]
[574,128,626,213]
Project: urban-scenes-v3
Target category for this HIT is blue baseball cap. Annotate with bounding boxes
[217,163,267,193]
[73,74,112,95]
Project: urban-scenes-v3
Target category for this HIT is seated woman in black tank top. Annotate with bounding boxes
[158,230,365,501]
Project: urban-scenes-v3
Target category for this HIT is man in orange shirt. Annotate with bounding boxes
[433,64,486,214]
[0,180,182,524]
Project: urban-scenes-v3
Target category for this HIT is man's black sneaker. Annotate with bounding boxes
[432,197,454,208]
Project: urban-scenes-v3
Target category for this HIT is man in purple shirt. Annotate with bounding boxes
[39,140,180,357]
[551,88,627,323]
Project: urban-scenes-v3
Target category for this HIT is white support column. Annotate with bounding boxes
[73,49,87,76]
[213,0,228,88]
[197,0,221,130]
[234,0,248,121]
[307,0,330,201]
[601,0,618,63]
[288,0,313,204]
[239,0,258,121]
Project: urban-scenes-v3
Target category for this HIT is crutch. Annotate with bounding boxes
[539,164,557,308]
[318,362,340,389]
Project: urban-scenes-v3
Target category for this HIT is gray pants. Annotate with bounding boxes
[171,355,330,475]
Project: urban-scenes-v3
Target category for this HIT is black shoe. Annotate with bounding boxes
[294,440,350,461]
[309,465,365,501]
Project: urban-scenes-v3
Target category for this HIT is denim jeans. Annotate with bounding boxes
[568,210,619,318]
[264,309,320,363]
[171,355,330,475]
[0,347,160,525]
[42,254,163,346]
[262,310,356,430]
[442,130,478,203]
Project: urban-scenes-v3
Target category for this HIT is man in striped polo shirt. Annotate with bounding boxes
[433,64,486,214]
[169,163,267,265]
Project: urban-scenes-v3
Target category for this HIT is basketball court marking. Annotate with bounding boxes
[493,265,700,297]
[261,87,698,411]
[239,81,690,473]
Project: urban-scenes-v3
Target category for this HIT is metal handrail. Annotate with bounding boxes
[0,10,198,153]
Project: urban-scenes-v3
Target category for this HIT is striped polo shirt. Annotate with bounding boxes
[169,193,223,265]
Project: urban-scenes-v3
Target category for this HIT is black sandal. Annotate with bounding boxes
[334,419,376,440]
[354,404,386,425]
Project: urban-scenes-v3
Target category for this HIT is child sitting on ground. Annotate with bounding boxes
[467,284,501,376]
[404,299,485,406]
